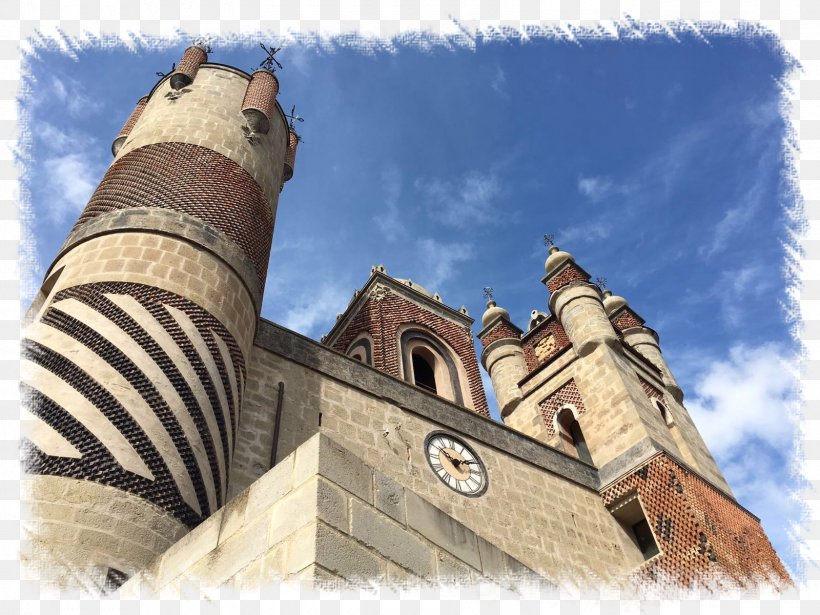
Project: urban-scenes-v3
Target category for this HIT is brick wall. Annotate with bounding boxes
[521,318,571,372]
[601,453,790,588]
[331,288,489,416]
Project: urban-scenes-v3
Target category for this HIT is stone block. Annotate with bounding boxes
[244,451,295,521]
[293,433,374,504]
[200,512,269,586]
[476,535,509,579]
[405,491,481,570]
[436,551,473,584]
[156,509,223,588]
[268,478,322,546]
[314,521,386,583]
[349,498,436,578]
[374,472,406,525]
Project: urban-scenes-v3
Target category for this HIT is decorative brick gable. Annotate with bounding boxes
[331,287,489,417]
[521,318,571,372]
[478,319,521,349]
[611,308,645,332]
[538,379,586,438]
[546,262,589,293]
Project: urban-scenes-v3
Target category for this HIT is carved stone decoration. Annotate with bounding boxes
[534,334,557,362]
[370,284,391,303]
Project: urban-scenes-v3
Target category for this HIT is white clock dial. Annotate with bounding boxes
[424,432,487,497]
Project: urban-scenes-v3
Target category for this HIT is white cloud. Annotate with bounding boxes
[697,203,756,259]
[416,170,501,228]
[416,238,473,289]
[278,283,350,338]
[687,343,796,459]
[374,165,403,241]
[556,221,611,247]
[577,175,632,203]
[51,76,104,118]
[43,153,98,224]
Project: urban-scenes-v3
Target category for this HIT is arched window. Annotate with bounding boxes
[653,399,674,427]
[346,335,372,366]
[557,407,593,465]
[411,348,437,393]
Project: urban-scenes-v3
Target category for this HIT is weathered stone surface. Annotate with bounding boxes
[374,472,406,525]
[405,491,481,571]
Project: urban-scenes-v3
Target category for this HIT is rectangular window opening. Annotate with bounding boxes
[608,492,661,565]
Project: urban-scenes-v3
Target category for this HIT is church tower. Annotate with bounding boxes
[323,266,489,416]
[21,45,298,587]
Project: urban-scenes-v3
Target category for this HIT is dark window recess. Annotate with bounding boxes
[103,567,130,594]
[412,353,437,394]
[569,420,593,465]
[632,519,660,560]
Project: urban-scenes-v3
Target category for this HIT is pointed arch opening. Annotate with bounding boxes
[557,406,593,465]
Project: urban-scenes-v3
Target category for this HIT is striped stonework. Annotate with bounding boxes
[22,282,245,529]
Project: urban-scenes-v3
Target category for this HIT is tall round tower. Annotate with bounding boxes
[21,46,292,589]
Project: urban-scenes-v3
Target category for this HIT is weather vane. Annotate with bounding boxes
[285,104,305,140]
[543,234,555,249]
[594,276,608,291]
[259,43,284,72]
[156,62,175,78]
[192,37,213,54]
[482,287,494,301]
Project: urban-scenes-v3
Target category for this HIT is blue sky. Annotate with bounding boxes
[21,32,802,577]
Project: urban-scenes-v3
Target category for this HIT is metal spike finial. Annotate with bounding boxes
[259,42,284,72]
[594,276,608,292]
[543,234,555,249]
[482,287,494,301]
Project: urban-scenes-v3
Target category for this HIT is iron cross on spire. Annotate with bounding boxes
[543,234,555,249]
[259,43,284,72]
[482,287,494,301]
[594,276,608,292]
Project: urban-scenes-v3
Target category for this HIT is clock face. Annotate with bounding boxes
[424,431,488,497]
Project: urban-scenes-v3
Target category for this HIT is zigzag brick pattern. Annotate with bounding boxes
[546,262,589,293]
[479,320,521,348]
[601,454,791,588]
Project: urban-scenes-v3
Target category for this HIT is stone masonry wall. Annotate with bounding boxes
[120,433,539,592]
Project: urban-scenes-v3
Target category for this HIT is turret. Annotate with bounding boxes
[21,45,294,590]
[477,297,527,418]
[602,290,684,403]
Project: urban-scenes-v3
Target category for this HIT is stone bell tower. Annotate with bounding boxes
[21,44,299,588]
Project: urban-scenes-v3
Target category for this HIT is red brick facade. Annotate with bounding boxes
[538,378,586,438]
[72,142,274,294]
[241,70,279,133]
[601,454,791,588]
[116,96,148,140]
[330,286,489,416]
[174,46,207,84]
[638,375,664,401]
[612,308,645,332]
[521,318,571,372]
[546,262,589,293]
[478,319,521,348]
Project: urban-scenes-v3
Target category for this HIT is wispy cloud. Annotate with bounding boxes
[37,123,103,224]
[278,282,350,338]
[697,203,757,260]
[687,343,796,459]
[416,238,473,289]
[490,64,507,97]
[416,170,501,228]
[577,175,632,203]
[555,221,611,247]
[51,75,104,118]
[374,164,403,241]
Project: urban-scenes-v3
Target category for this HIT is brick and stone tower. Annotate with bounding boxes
[477,245,790,586]
[323,266,489,416]
[21,45,292,588]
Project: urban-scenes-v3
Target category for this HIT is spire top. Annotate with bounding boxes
[258,42,283,72]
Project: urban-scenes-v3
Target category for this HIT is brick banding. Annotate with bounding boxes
[21,347,202,528]
[638,375,664,401]
[478,319,521,348]
[546,262,589,293]
[241,70,279,134]
[601,453,791,587]
[112,96,148,155]
[283,130,299,181]
[72,142,274,294]
[612,308,645,332]
[170,46,207,90]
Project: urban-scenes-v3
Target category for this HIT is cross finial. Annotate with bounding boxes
[482,287,494,301]
[543,234,555,249]
[192,37,212,54]
[285,104,305,140]
[259,43,284,72]
[594,276,608,291]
